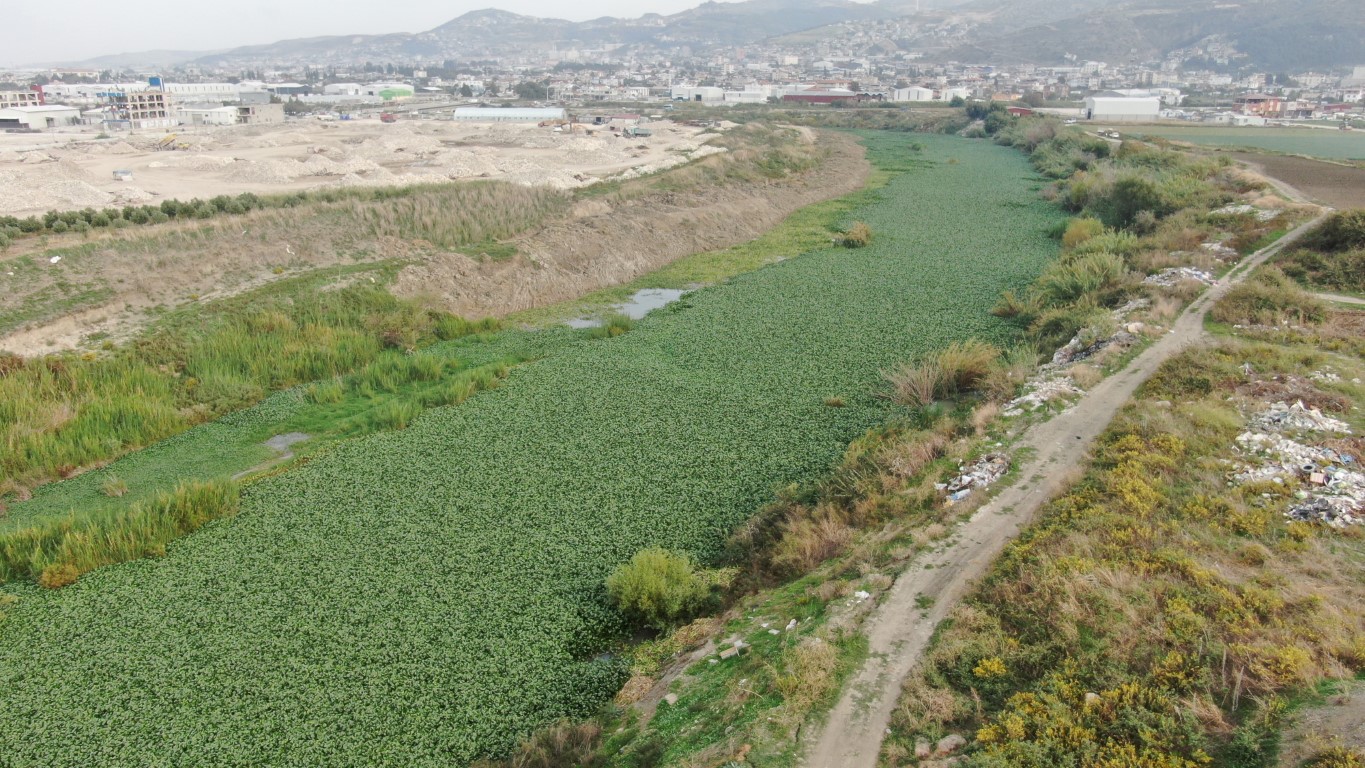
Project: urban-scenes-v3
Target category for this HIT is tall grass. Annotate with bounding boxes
[0,479,238,587]
[1,284,500,497]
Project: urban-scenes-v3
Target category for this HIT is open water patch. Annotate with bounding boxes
[566,288,689,328]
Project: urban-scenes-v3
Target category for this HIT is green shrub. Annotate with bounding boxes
[841,221,874,248]
[1035,251,1130,307]
[1300,210,1365,253]
[606,547,710,630]
[588,313,634,339]
[1281,247,1365,293]
[1089,175,1173,230]
[1061,218,1105,249]
[1211,267,1327,326]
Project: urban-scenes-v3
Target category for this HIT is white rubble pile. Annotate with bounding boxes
[938,453,1010,503]
[1004,378,1084,415]
[1004,301,1152,416]
[1145,267,1216,287]
[1232,402,1361,528]
[1213,203,1283,222]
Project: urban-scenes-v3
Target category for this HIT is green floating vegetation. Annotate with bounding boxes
[0,132,1064,765]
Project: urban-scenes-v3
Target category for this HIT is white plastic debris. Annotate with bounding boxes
[49,255,61,264]
[1144,267,1216,287]
[1249,401,1351,435]
[943,453,1010,502]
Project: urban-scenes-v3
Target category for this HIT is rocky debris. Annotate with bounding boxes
[936,734,968,755]
[1201,242,1241,261]
[1213,203,1283,222]
[663,693,678,706]
[915,739,933,759]
[1250,401,1351,435]
[1004,376,1083,416]
[1145,267,1216,287]
[939,453,1010,502]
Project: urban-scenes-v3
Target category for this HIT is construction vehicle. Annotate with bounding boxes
[154,133,187,151]
[380,113,398,124]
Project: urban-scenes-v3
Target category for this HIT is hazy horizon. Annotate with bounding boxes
[5,0,823,68]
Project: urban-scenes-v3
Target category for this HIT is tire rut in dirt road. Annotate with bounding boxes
[801,213,1330,768]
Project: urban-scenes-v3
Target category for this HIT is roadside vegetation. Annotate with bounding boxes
[882,260,1365,767]
[1277,210,1365,295]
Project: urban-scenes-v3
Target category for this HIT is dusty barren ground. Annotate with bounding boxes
[0,117,717,217]
[1230,153,1365,209]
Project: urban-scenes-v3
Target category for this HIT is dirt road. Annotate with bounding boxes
[1316,292,1365,307]
[802,213,1330,768]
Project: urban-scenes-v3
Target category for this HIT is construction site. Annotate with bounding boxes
[0,116,722,217]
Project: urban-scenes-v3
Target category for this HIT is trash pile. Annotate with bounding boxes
[1004,378,1084,415]
[1212,203,1283,222]
[1232,401,1362,528]
[1004,301,1151,416]
[1249,400,1351,434]
[939,453,1010,503]
[1144,267,1217,287]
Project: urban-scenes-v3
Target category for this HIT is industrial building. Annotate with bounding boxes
[892,86,935,102]
[452,107,566,123]
[1083,93,1161,122]
[782,88,864,105]
[177,105,239,126]
[0,105,83,130]
[236,103,286,125]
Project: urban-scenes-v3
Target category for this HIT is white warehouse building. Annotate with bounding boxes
[1084,93,1161,122]
[892,86,936,102]
[0,105,83,130]
[452,107,566,123]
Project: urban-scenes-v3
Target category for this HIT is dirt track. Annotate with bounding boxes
[802,212,1331,768]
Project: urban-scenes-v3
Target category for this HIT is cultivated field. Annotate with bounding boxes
[0,117,718,217]
[1119,125,1365,161]
[0,133,1065,765]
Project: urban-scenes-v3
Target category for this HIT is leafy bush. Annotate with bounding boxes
[1211,267,1327,326]
[606,547,710,630]
[841,221,874,248]
[1035,252,1131,307]
[1280,247,1365,293]
[1061,218,1105,249]
[1300,210,1365,253]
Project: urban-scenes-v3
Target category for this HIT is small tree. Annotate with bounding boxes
[606,547,708,630]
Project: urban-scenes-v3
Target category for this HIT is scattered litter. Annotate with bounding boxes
[1232,402,1362,528]
[1212,203,1283,222]
[1145,267,1216,287]
[785,619,797,632]
[1249,401,1351,435]
[939,453,1010,502]
[49,256,61,264]
[1004,378,1083,415]
[853,590,871,601]
[767,629,780,636]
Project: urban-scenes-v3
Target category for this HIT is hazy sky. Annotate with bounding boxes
[6,0,753,66]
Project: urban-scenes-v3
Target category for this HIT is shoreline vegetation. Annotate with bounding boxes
[0,105,1359,767]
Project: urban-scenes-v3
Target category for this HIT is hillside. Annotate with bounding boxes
[56,0,1365,73]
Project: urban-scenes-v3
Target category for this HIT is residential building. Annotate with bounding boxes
[0,90,42,108]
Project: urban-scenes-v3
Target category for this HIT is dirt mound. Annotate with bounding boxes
[392,131,870,318]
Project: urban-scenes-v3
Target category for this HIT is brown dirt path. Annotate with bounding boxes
[801,213,1331,768]
[1316,292,1365,307]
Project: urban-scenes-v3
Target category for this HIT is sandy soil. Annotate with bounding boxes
[801,213,1331,768]
[1278,681,1365,767]
[0,117,716,217]
[0,129,862,357]
[392,130,870,318]
[1230,153,1365,210]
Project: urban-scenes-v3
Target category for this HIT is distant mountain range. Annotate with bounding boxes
[53,0,1365,72]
